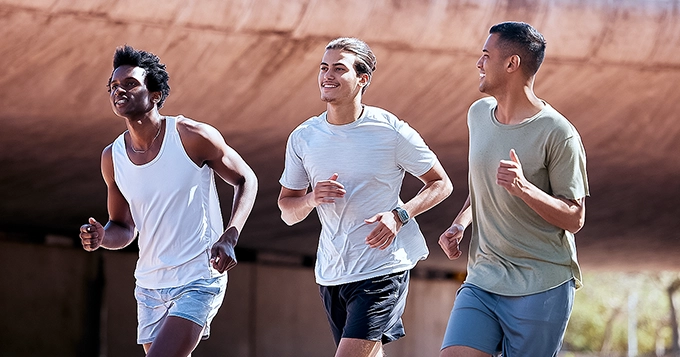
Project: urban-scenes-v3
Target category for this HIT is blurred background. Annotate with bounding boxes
[1,0,680,356]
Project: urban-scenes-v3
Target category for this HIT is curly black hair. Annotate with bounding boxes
[107,45,171,108]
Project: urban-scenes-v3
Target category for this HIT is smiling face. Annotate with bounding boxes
[108,65,158,118]
[318,49,368,104]
[476,33,509,95]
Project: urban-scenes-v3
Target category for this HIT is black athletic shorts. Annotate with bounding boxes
[319,270,410,346]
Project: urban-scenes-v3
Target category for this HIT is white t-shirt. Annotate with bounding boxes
[280,106,436,286]
[112,116,225,289]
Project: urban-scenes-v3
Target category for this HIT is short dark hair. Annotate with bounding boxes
[107,45,171,108]
[325,37,377,94]
[489,22,546,77]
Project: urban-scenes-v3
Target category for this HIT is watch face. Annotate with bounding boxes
[395,208,409,224]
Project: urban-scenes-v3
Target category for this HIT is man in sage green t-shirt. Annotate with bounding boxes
[438,22,589,357]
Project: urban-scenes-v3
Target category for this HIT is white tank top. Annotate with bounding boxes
[112,116,224,289]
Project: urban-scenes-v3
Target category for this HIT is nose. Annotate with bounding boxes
[476,57,483,69]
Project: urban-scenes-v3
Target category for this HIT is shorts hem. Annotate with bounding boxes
[441,342,496,355]
[137,338,154,345]
[168,312,206,328]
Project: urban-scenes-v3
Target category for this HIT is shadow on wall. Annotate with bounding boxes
[0,241,459,357]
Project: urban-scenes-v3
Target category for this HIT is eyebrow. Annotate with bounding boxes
[320,61,348,67]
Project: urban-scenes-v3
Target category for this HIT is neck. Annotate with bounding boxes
[326,98,364,125]
[492,79,544,125]
[126,111,165,153]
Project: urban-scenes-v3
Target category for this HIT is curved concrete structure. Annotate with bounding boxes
[2,0,680,272]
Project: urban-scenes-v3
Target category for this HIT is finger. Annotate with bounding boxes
[509,149,520,164]
[364,215,379,224]
[225,259,237,272]
[365,229,381,245]
[366,227,385,247]
[368,234,386,248]
[328,173,339,181]
[379,236,394,250]
[498,160,516,168]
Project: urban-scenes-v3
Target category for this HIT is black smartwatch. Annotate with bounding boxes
[393,206,410,225]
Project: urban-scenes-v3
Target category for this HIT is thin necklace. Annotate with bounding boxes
[131,121,162,154]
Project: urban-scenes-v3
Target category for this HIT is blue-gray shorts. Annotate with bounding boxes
[320,270,410,346]
[441,280,575,357]
[135,275,227,345]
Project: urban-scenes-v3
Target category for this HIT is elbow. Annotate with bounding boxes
[567,216,585,234]
[280,211,301,226]
[277,201,299,226]
[443,177,454,198]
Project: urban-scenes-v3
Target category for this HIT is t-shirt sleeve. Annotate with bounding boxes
[279,131,310,190]
[395,120,437,177]
[548,132,589,200]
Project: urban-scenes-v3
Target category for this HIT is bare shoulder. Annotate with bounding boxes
[175,116,227,164]
[101,143,115,183]
[176,116,221,143]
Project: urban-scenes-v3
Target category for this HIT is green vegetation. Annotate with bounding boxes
[563,271,680,356]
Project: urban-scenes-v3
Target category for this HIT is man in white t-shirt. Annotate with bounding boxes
[278,37,452,357]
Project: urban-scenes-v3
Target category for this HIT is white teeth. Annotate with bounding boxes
[322,83,338,88]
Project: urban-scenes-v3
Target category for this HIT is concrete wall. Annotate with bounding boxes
[0,241,459,356]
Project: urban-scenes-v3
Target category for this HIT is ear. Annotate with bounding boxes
[507,54,521,73]
[358,72,370,87]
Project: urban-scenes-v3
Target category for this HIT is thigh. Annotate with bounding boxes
[441,284,502,355]
[335,337,382,357]
[168,275,227,340]
[145,316,204,357]
[498,280,575,357]
[343,271,410,344]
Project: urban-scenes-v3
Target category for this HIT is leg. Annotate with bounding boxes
[335,337,383,357]
[145,316,204,357]
[440,284,502,356]
[497,280,575,357]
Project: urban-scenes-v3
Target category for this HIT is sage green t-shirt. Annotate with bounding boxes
[465,97,589,296]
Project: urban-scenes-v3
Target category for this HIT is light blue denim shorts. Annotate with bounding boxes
[135,274,227,344]
[441,280,575,357]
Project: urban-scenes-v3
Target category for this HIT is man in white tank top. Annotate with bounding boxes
[278,37,453,357]
[78,45,258,357]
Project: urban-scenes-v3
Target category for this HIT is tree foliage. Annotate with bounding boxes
[563,271,680,355]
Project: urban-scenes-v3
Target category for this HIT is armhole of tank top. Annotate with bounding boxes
[172,116,206,171]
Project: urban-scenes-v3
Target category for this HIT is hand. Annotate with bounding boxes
[310,173,345,207]
[497,149,527,196]
[79,217,104,251]
[438,223,465,260]
[210,227,239,273]
[364,211,401,250]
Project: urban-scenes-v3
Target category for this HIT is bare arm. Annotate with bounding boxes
[79,146,136,251]
[180,119,258,272]
[365,160,453,249]
[438,194,472,260]
[278,173,346,226]
[400,160,453,220]
[498,149,585,233]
